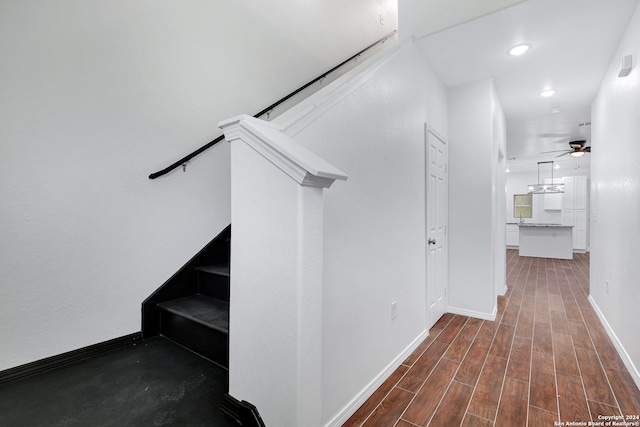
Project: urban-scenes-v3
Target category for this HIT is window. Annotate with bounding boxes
[514,194,532,219]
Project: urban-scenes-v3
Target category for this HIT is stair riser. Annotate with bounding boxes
[142,225,230,338]
[160,311,228,368]
[197,273,230,301]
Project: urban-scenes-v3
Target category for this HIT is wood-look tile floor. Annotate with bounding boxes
[343,251,640,427]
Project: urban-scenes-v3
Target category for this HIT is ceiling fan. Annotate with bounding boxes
[541,140,591,157]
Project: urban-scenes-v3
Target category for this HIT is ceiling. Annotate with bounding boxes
[412,0,640,173]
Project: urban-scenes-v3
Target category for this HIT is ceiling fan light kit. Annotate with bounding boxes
[540,140,591,157]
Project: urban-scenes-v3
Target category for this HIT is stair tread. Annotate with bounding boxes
[195,265,230,277]
[158,295,229,333]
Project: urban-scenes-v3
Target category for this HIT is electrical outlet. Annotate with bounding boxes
[606,280,610,295]
[391,301,397,320]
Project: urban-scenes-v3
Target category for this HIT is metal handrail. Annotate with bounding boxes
[148,30,397,179]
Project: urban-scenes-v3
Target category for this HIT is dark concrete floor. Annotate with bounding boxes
[0,337,238,426]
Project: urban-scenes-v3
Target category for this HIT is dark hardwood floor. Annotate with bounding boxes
[343,251,640,426]
[0,337,237,427]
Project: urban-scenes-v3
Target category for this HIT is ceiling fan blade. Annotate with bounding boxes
[541,149,570,154]
[538,133,571,138]
[555,152,571,157]
[583,146,591,152]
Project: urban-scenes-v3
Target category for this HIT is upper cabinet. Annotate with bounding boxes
[574,176,588,210]
[562,176,588,210]
[562,177,575,210]
[543,178,563,210]
[561,176,589,252]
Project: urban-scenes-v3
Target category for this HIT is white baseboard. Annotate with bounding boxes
[324,329,429,427]
[447,305,497,322]
[588,295,640,390]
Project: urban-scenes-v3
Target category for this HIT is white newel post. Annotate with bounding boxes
[219,115,347,427]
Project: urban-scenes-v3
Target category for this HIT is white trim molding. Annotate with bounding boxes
[324,329,429,427]
[220,114,348,188]
[588,296,640,389]
[447,306,497,322]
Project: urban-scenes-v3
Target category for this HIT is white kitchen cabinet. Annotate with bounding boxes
[506,224,519,247]
[562,209,574,226]
[573,209,588,251]
[544,192,562,210]
[562,177,575,210]
[562,176,588,210]
[560,177,589,252]
[544,178,562,210]
[574,176,588,210]
[519,225,574,259]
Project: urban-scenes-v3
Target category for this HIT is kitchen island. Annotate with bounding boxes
[518,224,574,260]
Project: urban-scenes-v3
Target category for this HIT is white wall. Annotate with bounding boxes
[448,79,506,318]
[270,41,448,425]
[398,0,525,40]
[0,0,397,371]
[493,90,507,296]
[227,131,324,427]
[590,0,640,386]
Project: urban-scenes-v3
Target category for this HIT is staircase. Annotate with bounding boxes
[157,265,230,368]
[142,226,265,426]
[142,226,231,369]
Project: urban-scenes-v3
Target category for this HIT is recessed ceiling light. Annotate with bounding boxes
[540,89,556,97]
[508,43,531,56]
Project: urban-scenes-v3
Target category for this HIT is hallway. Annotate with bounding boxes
[344,251,640,426]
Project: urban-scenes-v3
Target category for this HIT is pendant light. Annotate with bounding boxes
[528,161,564,194]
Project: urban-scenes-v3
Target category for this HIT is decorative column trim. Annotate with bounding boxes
[220,113,348,426]
[220,115,347,188]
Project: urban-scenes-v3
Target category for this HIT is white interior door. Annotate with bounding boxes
[426,124,448,329]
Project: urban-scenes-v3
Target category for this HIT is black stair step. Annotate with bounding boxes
[195,265,230,301]
[158,295,229,367]
[158,295,229,333]
[195,265,229,276]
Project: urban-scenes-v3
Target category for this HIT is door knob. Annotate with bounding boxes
[428,238,436,245]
